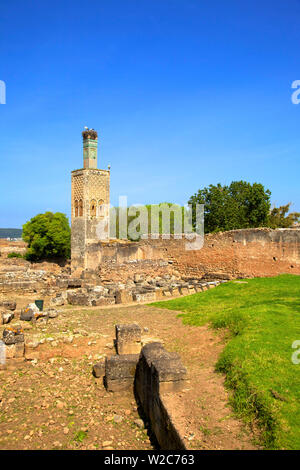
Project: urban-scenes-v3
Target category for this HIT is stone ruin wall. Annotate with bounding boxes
[0,240,27,258]
[0,228,299,298]
[85,228,300,282]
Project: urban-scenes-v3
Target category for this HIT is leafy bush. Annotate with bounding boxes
[7,252,23,259]
[22,212,71,261]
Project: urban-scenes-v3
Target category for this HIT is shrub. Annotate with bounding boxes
[22,212,71,261]
[7,252,23,259]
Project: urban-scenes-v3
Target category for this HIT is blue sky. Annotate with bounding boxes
[0,0,300,227]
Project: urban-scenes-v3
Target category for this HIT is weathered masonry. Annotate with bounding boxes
[71,129,110,271]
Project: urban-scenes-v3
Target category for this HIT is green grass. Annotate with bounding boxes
[153,275,300,449]
[73,430,88,443]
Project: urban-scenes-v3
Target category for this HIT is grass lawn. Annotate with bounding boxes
[153,274,300,449]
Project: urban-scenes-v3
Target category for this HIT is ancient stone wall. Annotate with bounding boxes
[83,228,300,281]
[1,228,299,296]
[99,325,188,450]
[158,228,300,279]
[135,342,187,450]
[0,240,27,258]
[0,258,69,295]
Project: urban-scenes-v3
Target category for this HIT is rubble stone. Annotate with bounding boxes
[1,310,14,325]
[93,361,105,378]
[0,300,16,311]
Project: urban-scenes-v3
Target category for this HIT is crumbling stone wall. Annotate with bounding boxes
[1,228,299,297]
[0,240,27,258]
[134,342,187,450]
[83,228,300,281]
[99,325,187,449]
[0,258,69,295]
[159,228,300,279]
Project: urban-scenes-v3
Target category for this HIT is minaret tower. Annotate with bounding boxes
[83,128,98,169]
[71,128,110,271]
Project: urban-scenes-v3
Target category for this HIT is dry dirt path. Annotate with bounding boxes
[0,299,259,450]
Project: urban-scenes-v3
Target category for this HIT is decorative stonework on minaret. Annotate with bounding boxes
[71,128,110,271]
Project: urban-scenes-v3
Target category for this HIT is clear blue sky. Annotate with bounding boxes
[1,0,300,228]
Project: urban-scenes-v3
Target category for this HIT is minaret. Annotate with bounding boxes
[83,129,98,169]
[71,128,110,272]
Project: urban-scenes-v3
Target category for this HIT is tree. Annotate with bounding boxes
[268,203,300,229]
[110,203,186,240]
[188,181,271,233]
[22,212,71,261]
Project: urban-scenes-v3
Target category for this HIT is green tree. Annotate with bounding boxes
[268,203,300,229]
[22,212,71,261]
[110,203,186,239]
[189,181,271,233]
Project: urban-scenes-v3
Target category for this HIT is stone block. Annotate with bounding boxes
[179,286,189,295]
[115,290,134,304]
[3,327,24,345]
[1,310,14,325]
[115,324,142,355]
[134,342,188,449]
[105,353,139,380]
[91,296,115,306]
[93,361,105,378]
[105,377,135,392]
[0,300,16,311]
[162,289,172,297]
[105,354,139,391]
[141,342,187,389]
[31,312,49,324]
[20,307,35,321]
[46,309,59,319]
[67,291,90,306]
[50,294,66,307]
[132,291,156,302]
[170,287,180,296]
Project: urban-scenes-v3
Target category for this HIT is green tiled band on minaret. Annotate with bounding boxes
[82,129,98,169]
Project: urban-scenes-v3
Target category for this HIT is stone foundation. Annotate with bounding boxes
[100,325,187,449]
[135,342,187,449]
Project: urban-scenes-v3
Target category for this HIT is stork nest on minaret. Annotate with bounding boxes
[82,129,98,140]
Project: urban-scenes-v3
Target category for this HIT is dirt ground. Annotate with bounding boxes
[0,293,259,450]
